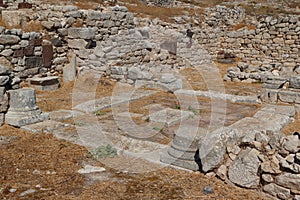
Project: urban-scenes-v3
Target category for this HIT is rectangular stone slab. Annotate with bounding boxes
[149,108,194,127]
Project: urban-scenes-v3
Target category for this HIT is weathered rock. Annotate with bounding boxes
[5,88,49,127]
[149,108,194,127]
[263,183,291,200]
[25,57,43,69]
[0,35,20,45]
[159,73,182,92]
[68,28,96,39]
[283,135,299,153]
[42,44,53,68]
[0,57,13,75]
[28,76,60,91]
[275,173,300,192]
[262,174,274,183]
[0,49,13,56]
[228,148,260,188]
[0,87,8,112]
[67,39,87,49]
[78,164,106,174]
[216,165,227,181]
[63,53,77,83]
[0,113,4,126]
[51,37,63,47]
[160,40,177,55]
[199,128,237,172]
[0,76,9,86]
[41,21,55,30]
[261,156,281,174]
[290,76,300,89]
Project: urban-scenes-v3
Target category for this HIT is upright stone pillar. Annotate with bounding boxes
[5,88,49,127]
[160,126,203,171]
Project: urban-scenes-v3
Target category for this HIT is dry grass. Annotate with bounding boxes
[74,0,103,9]
[0,124,271,199]
[119,0,203,23]
[36,76,116,112]
[241,4,299,16]
[282,112,300,135]
[233,22,256,31]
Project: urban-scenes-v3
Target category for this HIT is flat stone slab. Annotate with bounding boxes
[149,108,194,127]
[49,109,84,122]
[78,164,106,174]
[175,89,261,104]
[21,120,65,134]
[73,90,157,113]
[28,76,60,91]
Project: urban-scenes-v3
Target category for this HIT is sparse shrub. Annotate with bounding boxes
[94,110,107,116]
[88,144,117,159]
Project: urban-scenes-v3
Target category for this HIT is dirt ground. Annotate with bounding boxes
[0,124,271,200]
[2,72,274,200]
[12,62,294,200]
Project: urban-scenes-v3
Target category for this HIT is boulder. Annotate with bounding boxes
[263,183,291,200]
[276,173,300,193]
[228,148,260,188]
[290,76,300,89]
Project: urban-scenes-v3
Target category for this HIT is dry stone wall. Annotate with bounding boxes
[198,7,300,76]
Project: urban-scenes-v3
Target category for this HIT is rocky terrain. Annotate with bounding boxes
[0,0,299,199]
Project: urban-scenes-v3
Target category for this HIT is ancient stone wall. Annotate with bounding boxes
[198,105,300,199]
[197,8,300,73]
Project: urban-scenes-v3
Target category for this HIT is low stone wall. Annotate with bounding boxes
[0,29,52,80]
[197,7,300,72]
[198,105,300,199]
[260,76,300,105]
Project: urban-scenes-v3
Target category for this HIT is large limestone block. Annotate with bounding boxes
[68,28,96,39]
[228,148,260,188]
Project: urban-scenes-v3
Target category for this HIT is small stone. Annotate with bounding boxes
[19,189,36,197]
[216,165,227,181]
[261,156,281,174]
[263,183,290,200]
[9,188,17,193]
[227,145,241,155]
[77,164,106,174]
[262,174,274,183]
[203,186,214,195]
[32,169,40,175]
[0,76,9,86]
[285,154,295,163]
[283,135,299,153]
[0,49,13,57]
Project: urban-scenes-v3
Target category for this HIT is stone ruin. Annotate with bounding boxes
[0,0,298,199]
